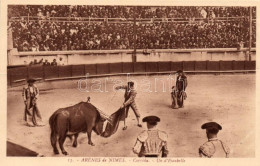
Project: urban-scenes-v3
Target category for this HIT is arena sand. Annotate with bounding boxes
[7,74,255,157]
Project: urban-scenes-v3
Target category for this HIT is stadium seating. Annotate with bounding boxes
[8,6,256,51]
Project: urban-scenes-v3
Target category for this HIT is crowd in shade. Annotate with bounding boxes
[9,6,256,51]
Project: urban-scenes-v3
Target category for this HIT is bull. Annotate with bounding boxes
[49,100,109,155]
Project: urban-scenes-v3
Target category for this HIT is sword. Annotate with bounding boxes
[106,90,118,109]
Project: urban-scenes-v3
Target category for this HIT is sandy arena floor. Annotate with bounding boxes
[7,74,255,157]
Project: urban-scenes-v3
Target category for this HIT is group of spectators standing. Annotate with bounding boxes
[9,5,256,52]
[28,57,65,66]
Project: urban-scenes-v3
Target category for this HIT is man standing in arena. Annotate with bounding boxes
[115,81,142,130]
[171,85,178,109]
[176,70,188,91]
[22,78,44,127]
[171,70,188,109]
[133,116,169,157]
[199,122,230,158]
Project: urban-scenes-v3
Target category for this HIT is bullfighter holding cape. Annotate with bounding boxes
[102,81,142,137]
[22,78,44,127]
[171,70,188,109]
[115,81,142,130]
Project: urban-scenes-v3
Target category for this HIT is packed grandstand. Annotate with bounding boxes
[8,6,256,52]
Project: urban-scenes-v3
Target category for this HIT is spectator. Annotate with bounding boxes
[29,61,34,66]
[58,57,65,65]
[51,59,58,66]
[33,59,37,65]
[38,58,44,65]
[43,59,51,66]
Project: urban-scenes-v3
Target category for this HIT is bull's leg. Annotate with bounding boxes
[56,114,69,155]
[58,134,68,155]
[72,133,79,148]
[51,131,59,154]
[87,129,95,146]
[66,135,73,141]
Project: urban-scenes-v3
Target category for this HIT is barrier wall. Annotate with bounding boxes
[9,48,256,66]
[8,60,256,87]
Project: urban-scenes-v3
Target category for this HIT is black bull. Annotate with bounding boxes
[49,102,124,155]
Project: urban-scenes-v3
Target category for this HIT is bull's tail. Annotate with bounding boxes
[49,111,58,131]
[49,111,60,154]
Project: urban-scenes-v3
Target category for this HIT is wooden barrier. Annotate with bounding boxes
[245,61,256,70]
[146,62,158,72]
[233,61,245,70]
[7,69,12,86]
[85,64,97,75]
[28,66,43,79]
[109,63,123,74]
[158,62,171,72]
[10,67,28,81]
[9,67,28,86]
[59,65,72,78]
[134,62,146,72]
[44,66,59,79]
[122,62,134,73]
[96,63,110,74]
[72,65,85,76]
[171,62,183,71]
[207,61,219,71]
[7,60,256,87]
[183,61,195,71]
[219,61,233,71]
[195,61,207,71]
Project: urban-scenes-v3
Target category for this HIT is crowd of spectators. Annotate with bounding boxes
[27,57,65,66]
[11,21,134,51]
[9,5,256,19]
[135,21,255,49]
[9,5,256,51]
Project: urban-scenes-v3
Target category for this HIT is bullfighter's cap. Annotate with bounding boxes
[142,116,160,125]
[27,78,37,83]
[176,70,183,73]
[127,81,134,86]
[201,122,222,131]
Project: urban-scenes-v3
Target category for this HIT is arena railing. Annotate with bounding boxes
[7,60,256,87]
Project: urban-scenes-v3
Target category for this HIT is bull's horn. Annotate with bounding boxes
[96,108,113,124]
[102,116,113,125]
[87,97,90,102]
[106,118,113,125]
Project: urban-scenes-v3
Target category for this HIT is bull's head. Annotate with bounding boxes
[93,117,106,135]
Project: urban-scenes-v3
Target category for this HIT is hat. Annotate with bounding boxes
[142,116,160,125]
[176,70,183,73]
[201,122,222,130]
[127,81,134,87]
[27,78,37,83]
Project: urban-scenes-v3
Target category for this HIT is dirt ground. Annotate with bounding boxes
[7,74,255,157]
